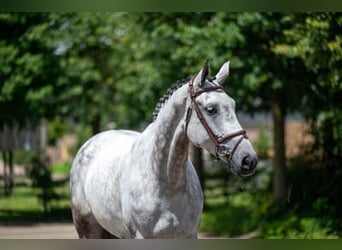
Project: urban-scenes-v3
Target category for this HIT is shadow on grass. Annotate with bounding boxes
[0,207,72,225]
[200,199,259,237]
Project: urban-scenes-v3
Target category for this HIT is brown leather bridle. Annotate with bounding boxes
[185,76,248,162]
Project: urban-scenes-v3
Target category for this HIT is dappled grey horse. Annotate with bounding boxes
[70,61,258,239]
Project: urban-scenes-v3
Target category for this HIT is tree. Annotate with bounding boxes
[0,13,55,126]
[272,13,342,226]
[43,13,135,134]
[272,13,342,166]
[0,13,52,195]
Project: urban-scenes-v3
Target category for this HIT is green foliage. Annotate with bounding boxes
[201,179,340,238]
[200,193,257,237]
[12,150,38,165]
[1,12,339,132]
[69,124,92,156]
[255,123,271,159]
[271,13,342,162]
[313,108,342,163]
[28,156,59,215]
[201,159,271,236]
[0,13,56,126]
[261,215,339,239]
[271,13,342,222]
[47,117,69,145]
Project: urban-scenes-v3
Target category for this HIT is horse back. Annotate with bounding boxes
[71,129,140,181]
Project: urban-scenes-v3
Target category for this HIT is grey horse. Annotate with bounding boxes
[70,61,258,239]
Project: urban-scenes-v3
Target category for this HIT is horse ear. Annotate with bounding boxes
[215,61,230,85]
[194,59,210,88]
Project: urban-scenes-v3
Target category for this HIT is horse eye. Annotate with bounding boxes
[205,105,218,115]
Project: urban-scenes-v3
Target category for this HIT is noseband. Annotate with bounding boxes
[185,76,248,162]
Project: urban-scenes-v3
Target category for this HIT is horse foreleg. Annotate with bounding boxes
[72,207,119,239]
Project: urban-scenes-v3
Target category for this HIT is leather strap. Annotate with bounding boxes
[186,75,248,162]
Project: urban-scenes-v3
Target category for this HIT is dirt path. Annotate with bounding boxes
[0,223,238,239]
[0,223,78,239]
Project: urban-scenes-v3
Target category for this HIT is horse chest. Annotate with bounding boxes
[119,161,203,238]
[127,192,201,238]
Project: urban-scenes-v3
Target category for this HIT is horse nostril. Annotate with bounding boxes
[242,155,258,170]
[250,156,258,170]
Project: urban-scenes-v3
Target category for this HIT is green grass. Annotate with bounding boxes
[50,162,72,175]
[0,160,71,224]
[0,182,72,223]
[0,186,41,211]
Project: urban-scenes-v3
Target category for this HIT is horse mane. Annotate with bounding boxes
[152,76,191,121]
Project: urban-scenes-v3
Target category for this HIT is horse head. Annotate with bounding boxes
[185,61,258,177]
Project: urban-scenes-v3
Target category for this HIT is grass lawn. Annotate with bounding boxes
[50,162,72,175]
[0,182,72,223]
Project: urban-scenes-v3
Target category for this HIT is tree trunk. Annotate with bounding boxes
[271,88,287,201]
[2,151,8,196]
[8,150,13,196]
[2,150,13,196]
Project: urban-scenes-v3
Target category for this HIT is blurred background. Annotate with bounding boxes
[0,12,341,238]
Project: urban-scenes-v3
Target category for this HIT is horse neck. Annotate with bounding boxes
[151,84,190,188]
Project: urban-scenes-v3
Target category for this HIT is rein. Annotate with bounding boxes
[185,76,248,162]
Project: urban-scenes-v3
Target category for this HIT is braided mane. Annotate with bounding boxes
[152,77,191,121]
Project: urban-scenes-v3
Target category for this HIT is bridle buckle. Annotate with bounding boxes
[216,144,230,157]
